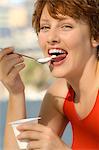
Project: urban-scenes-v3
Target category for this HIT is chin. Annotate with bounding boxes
[51,71,68,78]
[49,65,74,79]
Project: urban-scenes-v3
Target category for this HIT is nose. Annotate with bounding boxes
[47,29,60,45]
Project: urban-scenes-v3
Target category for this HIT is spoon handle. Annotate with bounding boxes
[0,48,36,60]
[15,53,36,61]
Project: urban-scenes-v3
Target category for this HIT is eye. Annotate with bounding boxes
[61,24,72,30]
[40,26,50,32]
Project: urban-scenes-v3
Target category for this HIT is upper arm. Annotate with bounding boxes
[39,78,69,136]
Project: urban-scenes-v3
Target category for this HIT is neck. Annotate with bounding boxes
[67,56,99,99]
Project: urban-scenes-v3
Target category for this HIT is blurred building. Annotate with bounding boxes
[0,0,39,50]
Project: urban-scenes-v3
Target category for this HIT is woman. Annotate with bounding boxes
[1,0,99,149]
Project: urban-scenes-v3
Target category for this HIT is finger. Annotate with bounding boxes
[27,141,41,149]
[3,63,25,85]
[3,61,22,78]
[4,53,22,60]
[3,56,24,75]
[17,130,42,141]
[0,57,24,81]
[4,53,24,63]
[8,63,25,80]
[17,123,46,132]
[0,47,14,61]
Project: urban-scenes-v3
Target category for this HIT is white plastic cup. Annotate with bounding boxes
[9,117,41,150]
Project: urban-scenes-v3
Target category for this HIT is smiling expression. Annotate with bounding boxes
[38,5,97,79]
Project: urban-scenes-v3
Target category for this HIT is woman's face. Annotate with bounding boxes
[38,5,96,79]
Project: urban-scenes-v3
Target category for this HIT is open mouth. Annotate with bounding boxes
[48,49,68,62]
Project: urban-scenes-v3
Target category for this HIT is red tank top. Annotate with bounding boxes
[63,87,99,149]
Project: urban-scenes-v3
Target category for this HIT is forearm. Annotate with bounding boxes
[4,92,26,150]
[6,92,26,121]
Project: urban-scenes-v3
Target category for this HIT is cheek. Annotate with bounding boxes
[62,27,90,51]
[60,31,82,53]
[38,34,47,49]
[62,33,88,66]
[66,33,85,49]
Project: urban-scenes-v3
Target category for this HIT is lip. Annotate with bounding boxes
[47,47,68,66]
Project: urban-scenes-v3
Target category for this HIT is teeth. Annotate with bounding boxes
[49,49,65,55]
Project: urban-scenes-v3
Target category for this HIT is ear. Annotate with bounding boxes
[91,37,99,48]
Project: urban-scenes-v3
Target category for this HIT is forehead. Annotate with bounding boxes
[40,5,51,20]
[40,5,74,22]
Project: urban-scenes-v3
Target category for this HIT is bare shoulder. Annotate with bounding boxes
[48,78,68,99]
[39,78,69,134]
[44,78,69,114]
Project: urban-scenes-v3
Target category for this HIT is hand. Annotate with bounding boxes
[0,47,25,94]
[17,123,70,150]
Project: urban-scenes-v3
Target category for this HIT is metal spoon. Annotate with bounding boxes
[16,53,56,64]
[0,48,56,64]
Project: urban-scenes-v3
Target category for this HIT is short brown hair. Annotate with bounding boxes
[32,0,99,40]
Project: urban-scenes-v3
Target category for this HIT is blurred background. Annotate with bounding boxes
[0,0,72,149]
[0,0,53,94]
